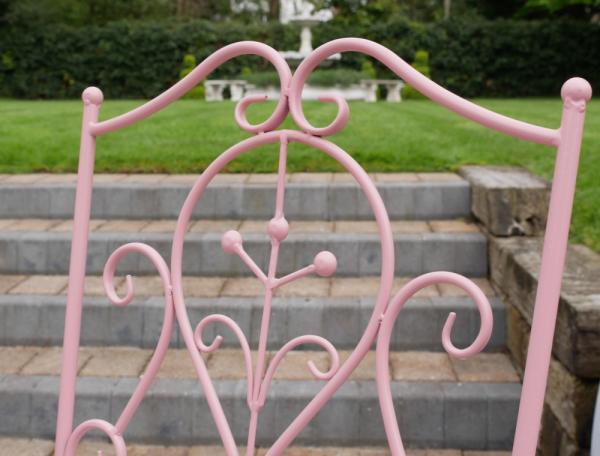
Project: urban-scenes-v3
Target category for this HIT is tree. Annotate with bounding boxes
[2,0,174,27]
[518,0,600,20]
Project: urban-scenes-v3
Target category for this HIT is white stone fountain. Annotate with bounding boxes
[279,0,340,62]
[210,0,403,102]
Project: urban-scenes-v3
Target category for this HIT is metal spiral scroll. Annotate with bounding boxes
[65,243,175,455]
[376,272,493,456]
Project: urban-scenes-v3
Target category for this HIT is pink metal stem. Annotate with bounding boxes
[512,78,592,455]
[55,87,103,456]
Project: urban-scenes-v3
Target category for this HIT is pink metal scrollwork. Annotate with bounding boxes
[65,242,175,455]
[54,38,590,456]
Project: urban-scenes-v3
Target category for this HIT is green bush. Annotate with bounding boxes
[0,18,598,99]
[244,69,369,87]
[402,50,431,99]
[428,19,600,97]
[360,60,377,80]
[179,53,205,99]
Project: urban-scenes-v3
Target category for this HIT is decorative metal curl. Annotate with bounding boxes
[375,271,494,456]
[194,314,254,408]
[63,243,174,455]
[64,419,127,456]
[90,41,292,136]
[288,38,559,145]
[258,335,340,407]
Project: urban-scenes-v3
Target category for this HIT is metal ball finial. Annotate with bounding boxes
[561,77,592,103]
[221,230,243,254]
[313,251,337,277]
[268,217,289,242]
[82,87,104,106]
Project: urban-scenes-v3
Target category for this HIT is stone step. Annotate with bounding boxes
[0,286,505,351]
[0,346,520,383]
[0,349,520,449]
[0,437,512,455]
[0,172,470,221]
[0,227,487,276]
[0,218,480,235]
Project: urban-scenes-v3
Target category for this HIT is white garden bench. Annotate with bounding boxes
[204,79,248,102]
[360,79,405,102]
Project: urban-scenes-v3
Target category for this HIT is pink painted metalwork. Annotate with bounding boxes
[52,38,591,456]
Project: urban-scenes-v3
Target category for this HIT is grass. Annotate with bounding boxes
[0,98,598,251]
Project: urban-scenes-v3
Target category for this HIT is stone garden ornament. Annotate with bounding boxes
[53,39,591,455]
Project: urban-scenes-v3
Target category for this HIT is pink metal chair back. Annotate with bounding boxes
[53,39,591,456]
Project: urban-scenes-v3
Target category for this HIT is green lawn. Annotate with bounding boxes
[0,98,598,251]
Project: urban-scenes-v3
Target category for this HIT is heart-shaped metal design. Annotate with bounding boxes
[54,39,590,456]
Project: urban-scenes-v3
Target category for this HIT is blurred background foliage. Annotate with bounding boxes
[0,0,599,99]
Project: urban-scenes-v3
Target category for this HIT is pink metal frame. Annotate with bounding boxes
[52,39,591,456]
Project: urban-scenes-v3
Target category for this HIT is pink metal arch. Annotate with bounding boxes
[53,39,591,456]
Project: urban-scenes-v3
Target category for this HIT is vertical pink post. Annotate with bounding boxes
[54,87,103,456]
[512,78,591,455]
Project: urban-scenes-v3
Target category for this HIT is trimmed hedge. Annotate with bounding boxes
[1,18,599,99]
[245,69,370,87]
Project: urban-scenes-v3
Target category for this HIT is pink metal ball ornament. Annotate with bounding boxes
[81,86,104,106]
[267,217,289,242]
[313,251,337,277]
[221,230,243,254]
[561,77,593,103]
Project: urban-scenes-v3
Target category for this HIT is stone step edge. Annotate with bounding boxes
[0,218,480,235]
[1,346,520,384]
[0,230,488,277]
[0,274,495,299]
[0,176,470,221]
[1,374,520,448]
[0,437,511,456]
[0,172,466,186]
[0,294,506,351]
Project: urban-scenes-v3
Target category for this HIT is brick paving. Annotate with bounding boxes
[0,274,495,298]
[0,438,511,456]
[0,346,519,383]
[0,172,515,452]
[0,217,479,234]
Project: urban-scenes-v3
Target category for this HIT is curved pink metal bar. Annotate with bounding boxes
[65,419,127,456]
[90,41,292,136]
[288,38,559,145]
[170,129,394,455]
[222,230,268,283]
[195,314,255,408]
[63,244,175,455]
[376,272,494,456]
[259,335,340,406]
[100,243,176,434]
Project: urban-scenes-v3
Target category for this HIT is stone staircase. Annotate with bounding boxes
[0,172,515,455]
